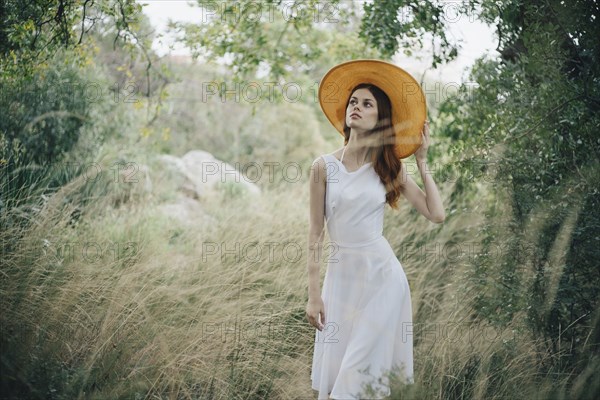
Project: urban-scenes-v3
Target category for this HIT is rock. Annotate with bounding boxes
[109,162,152,208]
[156,193,214,226]
[180,150,261,197]
[153,150,260,222]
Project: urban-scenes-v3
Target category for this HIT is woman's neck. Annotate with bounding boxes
[343,131,373,165]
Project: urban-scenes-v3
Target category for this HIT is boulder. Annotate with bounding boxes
[180,150,261,197]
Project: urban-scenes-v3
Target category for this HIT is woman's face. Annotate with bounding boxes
[346,88,378,132]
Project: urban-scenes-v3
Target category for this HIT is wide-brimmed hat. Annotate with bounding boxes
[318,59,427,159]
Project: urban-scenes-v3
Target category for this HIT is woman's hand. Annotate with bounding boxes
[414,120,430,162]
[306,297,326,331]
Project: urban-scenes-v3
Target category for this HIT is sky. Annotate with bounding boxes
[138,0,498,85]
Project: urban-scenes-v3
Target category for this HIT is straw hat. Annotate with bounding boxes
[318,59,427,159]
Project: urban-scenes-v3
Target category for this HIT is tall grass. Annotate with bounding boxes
[1,146,598,399]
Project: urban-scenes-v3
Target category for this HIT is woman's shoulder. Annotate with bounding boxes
[310,154,329,184]
[312,148,343,166]
[310,154,327,171]
[325,147,344,162]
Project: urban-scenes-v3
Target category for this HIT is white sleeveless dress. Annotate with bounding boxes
[310,148,414,399]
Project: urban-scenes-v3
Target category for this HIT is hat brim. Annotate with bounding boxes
[318,59,427,159]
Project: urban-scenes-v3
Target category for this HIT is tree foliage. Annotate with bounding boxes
[1,0,166,215]
[174,0,378,84]
[433,0,600,377]
[359,0,471,66]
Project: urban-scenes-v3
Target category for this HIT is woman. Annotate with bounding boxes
[306,60,445,399]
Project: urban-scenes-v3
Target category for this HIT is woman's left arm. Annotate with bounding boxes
[416,158,445,223]
[399,120,446,224]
